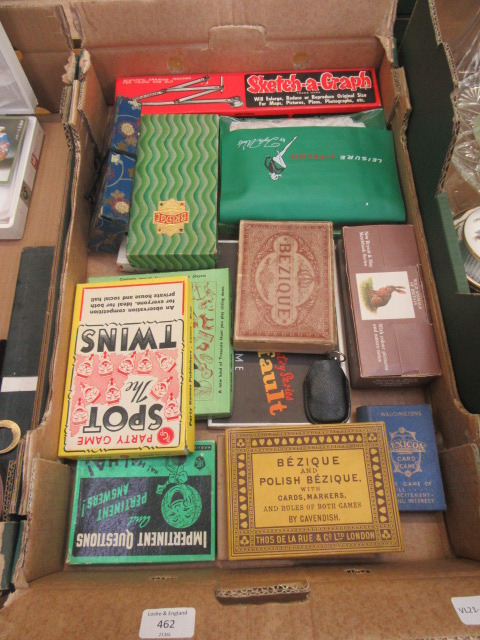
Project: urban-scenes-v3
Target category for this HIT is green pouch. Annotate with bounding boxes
[219,115,405,229]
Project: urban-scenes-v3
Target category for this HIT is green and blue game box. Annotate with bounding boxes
[67,441,216,564]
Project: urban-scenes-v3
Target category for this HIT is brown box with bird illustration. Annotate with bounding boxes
[338,224,441,388]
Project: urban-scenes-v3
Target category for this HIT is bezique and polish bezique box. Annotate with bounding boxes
[225,424,403,560]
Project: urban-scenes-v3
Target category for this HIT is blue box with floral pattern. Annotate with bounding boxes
[88,151,136,253]
[103,95,141,158]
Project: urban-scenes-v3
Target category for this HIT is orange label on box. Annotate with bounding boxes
[153,199,189,236]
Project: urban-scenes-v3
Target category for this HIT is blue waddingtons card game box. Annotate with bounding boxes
[356,404,446,511]
[67,441,216,564]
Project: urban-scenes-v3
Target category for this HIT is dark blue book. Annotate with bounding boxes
[356,404,446,511]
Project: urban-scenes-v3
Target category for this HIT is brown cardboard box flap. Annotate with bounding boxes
[13,459,71,587]
[441,443,480,561]
[21,51,97,478]
[73,0,396,48]
[0,117,70,341]
[76,51,109,153]
[0,5,72,113]
[2,560,480,639]
[70,0,396,103]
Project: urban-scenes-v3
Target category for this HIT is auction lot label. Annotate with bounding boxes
[139,608,195,639]
[226,423,403,560]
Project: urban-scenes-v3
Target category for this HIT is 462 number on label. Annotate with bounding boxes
[139,608,195,639]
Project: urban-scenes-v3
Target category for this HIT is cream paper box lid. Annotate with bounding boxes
[225,423,403,561]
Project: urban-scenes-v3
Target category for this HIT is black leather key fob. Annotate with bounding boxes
[303,353,351,424]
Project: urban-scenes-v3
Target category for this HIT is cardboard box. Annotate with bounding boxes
[339,224,442,387]
[57,277,195,459]
[0,2,479,639]
[88,151,136,253]
[116,69,381,117]
[126,113,219,271]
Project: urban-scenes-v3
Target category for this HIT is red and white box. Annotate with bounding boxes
[116,69,380,117]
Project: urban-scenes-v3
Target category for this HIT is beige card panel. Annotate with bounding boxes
[72,0,395,47]
[14,459,72,587]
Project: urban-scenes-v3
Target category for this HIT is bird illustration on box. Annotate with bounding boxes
[360,278,406,311]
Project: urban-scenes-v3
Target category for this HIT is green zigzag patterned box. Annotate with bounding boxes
[126,114,219,271]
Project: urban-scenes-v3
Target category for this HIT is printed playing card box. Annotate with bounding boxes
[211,237,346,427]
[58,277,195,459]
[211,239,327,427]
[90,268,234,419]
[115,70,380,117]
[88,151,136,254]
[225,424,403,560]
[103,95,141,158]
[356,404,446,511]
[234,220,337,354]
[126,113,219,271]
[338,225,442,387]
[67,441,216,564]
